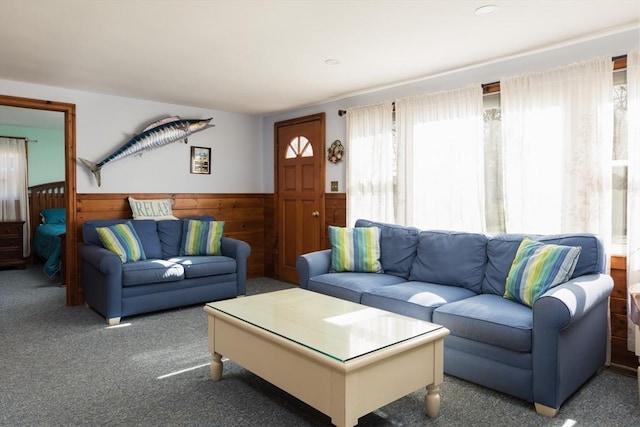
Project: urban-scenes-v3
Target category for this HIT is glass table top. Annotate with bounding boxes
[207,288,443,362]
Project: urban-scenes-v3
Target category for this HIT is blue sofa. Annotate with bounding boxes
[79,216,250,325]
[296,219,613,417]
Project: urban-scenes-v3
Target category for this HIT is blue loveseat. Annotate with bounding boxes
[296,219,613,417]
[79,216,250,325]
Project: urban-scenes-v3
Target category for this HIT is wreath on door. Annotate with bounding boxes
[327,140,344,164]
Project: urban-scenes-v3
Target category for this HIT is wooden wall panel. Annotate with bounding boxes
[264,194,275,278]
[324,193,346,249]
[74,193,268,303]
[610,255,636,368]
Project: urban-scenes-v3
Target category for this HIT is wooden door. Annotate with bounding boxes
[275,113,325,284]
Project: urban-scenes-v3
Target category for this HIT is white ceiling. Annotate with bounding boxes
[1,0,639,119]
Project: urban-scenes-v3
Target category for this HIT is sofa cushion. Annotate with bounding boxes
[504,237,581,307]
[169,256,236,279]
[328,226,383,273]
[156,219,183,258]
[433,294,533,353]
[409,230,487,293]
[180,220,225,256]
[361,281,477,322]
[307,272,406,303]
[156,215,215,259]
[121,260,184,286]
[482,233,605,295]
[355,219,420,279]
[96,222,147,263]
[83,219,162,260]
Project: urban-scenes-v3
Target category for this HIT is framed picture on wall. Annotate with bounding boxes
[190,146,211,174]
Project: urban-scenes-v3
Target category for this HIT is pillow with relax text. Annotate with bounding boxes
[180,219,225,256]
[504,237,581,307]
[128,197,178,220]
[328,226,383,273]
[96,221,146,263]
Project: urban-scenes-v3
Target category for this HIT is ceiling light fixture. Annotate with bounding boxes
[475,4,499,15]
[324,59,340,65]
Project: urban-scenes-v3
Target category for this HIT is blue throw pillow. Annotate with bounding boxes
[96,221,147,263]
[504,237,581,307]
[355,219,420,279]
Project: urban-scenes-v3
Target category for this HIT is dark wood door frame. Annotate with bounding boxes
[0,94,78,306]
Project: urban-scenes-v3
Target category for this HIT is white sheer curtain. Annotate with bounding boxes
[395,84,486,231]
[500,57,613,248]
[627,48,640,351]
[345,102,395,226]
[0,137,30,256]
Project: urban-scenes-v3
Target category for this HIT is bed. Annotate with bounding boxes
[29,181,66,278]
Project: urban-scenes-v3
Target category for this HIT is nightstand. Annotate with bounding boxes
[0,220,26,269]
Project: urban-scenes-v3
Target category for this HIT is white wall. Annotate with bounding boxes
[0,80,265,193]
[263,27,640,193]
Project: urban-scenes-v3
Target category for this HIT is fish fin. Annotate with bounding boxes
[78,158,102,187]
[142,116,182,132]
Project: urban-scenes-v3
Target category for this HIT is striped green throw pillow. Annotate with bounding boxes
[504,237,581,307]
[96,221,146,263]
[329,226,383,273]
[180,220,225,256]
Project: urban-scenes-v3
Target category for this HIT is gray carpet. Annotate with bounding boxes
[1,265,638,426]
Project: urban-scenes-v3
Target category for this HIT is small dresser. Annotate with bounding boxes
[0,221,27,269]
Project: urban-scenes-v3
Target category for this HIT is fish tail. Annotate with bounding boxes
[78,158,102,187]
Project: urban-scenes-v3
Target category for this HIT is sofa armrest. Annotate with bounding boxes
[220,237,251,295]
[296,249,331,288]
[534,273,613,329]
[78,244,125,321]
[532,273,613,411]
[78,244,122,276]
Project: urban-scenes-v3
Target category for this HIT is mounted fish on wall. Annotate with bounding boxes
[78,116,214,186]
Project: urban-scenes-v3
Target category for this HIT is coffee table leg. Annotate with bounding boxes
[210,352,223,381]
[425,384,441,417]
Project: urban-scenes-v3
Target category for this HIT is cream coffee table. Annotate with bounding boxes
[204,288,449,427]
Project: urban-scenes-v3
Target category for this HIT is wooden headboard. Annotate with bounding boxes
[28,181,66,245]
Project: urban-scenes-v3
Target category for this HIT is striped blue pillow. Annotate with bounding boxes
[96,221,146,263]
[504,237,581,307]
[180,220,225,256]
[329,226,383,273]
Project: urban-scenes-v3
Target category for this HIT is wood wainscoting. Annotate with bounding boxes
[610,255,636,368]
[324,193,347,247]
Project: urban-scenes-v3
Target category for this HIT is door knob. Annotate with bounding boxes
[312,211,320,217]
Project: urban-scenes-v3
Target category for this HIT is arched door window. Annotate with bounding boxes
[285,136,313,159]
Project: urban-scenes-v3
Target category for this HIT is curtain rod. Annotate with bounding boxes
[0,135,38,143]
[338,54,629,117]
[339,101,398,117]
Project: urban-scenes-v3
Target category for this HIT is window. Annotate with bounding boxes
[481,62,628,242]
[348,56,629,245]
[613,68,628,245]
[483,92,504,234]
[285,136,313,159]
[0,137,28,220]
